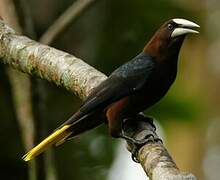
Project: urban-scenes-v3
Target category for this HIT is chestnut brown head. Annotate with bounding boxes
[144,18,200,60]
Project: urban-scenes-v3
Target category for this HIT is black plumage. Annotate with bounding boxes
[23,18,199,161]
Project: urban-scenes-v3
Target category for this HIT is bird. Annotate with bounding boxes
[23,18,199,161]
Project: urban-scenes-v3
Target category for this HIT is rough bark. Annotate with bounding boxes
[0,20,196,180]
[139,143,196,180]
[0,20,106,99]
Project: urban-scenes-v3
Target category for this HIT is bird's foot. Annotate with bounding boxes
[119,131,154,145]
[119,132,156,163]
[133,113,156,131]
[120,113,162,163]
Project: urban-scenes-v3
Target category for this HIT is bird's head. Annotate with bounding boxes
[144,18,200,61]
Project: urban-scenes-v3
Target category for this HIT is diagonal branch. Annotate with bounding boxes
[0,20,196,180]
[0,20,106,99]
[39,0,99,45]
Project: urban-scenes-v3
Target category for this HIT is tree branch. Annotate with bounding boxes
[39,0,99,45]
[0,20,106,98]
[139,143,196,180]
[124,116,197,180]
[0,20,196,180]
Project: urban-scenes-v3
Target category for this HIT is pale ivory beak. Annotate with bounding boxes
[171,18,200,38]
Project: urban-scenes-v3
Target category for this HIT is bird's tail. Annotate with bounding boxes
[22,111,103,161]
[22,124,73,161]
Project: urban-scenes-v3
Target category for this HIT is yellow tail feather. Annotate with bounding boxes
[22,125,72,161]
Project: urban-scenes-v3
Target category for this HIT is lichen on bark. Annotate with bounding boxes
[0,20,106,99]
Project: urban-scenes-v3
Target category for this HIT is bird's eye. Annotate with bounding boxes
[167,23,174,30]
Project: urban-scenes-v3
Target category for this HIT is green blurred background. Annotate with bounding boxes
[0,0,219,180]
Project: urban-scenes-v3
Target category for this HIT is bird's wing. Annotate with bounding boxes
[78,52,155,116]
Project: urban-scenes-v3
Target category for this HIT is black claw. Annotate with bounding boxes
[120,132,147,145]
[119,133,137,144]
[121,133,155,145]
[131,152,139,163]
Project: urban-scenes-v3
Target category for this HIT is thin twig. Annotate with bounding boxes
[0,21,196,180]
[39,0,99,45]
[15,0,37,38]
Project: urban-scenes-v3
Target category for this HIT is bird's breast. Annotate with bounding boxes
[106,62,177,120]
[126,63,177,113]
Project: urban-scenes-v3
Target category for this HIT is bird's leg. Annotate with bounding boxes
[138,112,156,131]
[120,114,156,145]
[119,130,155,163]
[119,130,155,145]
[120,113,162,163]
[108,112,161,162]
